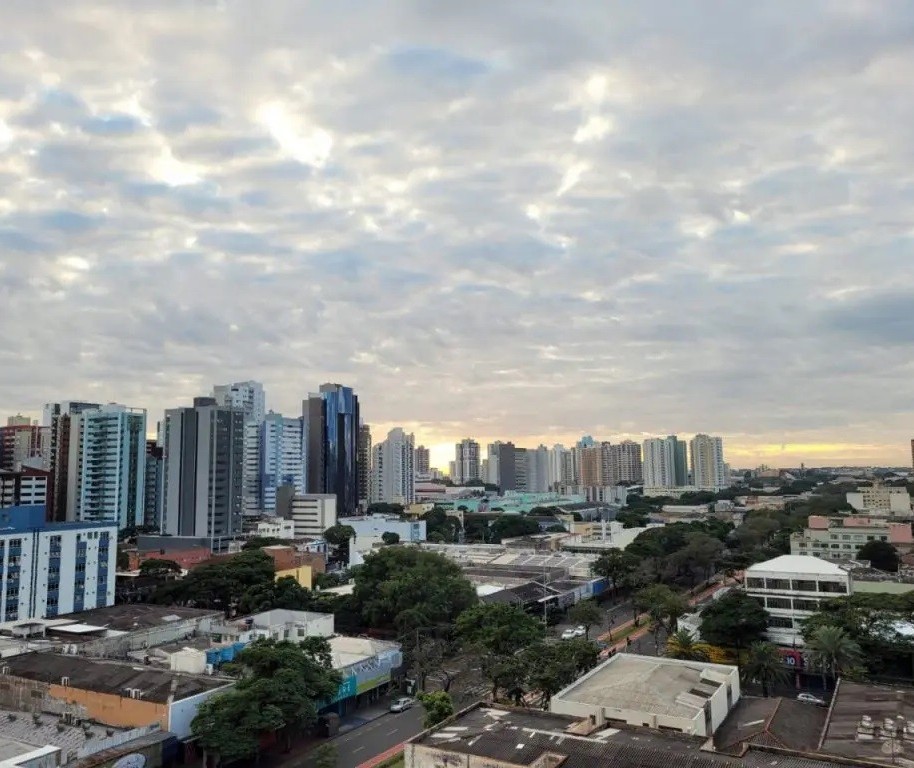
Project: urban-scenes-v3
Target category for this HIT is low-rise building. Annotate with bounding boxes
[549,653,740,736]
[255,517,295,540]
[280,493,337,539]
[744,555,851,646]
[345,514,426,542]
[790,515,912,561]
[846,482,912,516]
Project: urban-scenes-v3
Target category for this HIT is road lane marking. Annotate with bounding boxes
[353,747,364,753]
[386,729,398,735]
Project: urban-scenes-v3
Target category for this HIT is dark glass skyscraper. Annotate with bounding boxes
[304,384,360,516]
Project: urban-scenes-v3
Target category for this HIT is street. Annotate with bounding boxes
[331,706,424,768]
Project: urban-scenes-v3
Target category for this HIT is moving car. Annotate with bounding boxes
[390,697,416,712]
[796,692,827,706]
[560,628,577,640]
[573,625,586,637]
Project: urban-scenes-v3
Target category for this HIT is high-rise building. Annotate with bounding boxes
[673,438,689,486]
[690,434,727,491]
[358,423,372,507]
[0,420,46,472]
[643,437,677,489]
[0,469,50,509]
[599,442,616,487]
[162,397,244,538]
[277,492,337,539]
[454,439,480,485]
[610,441,643,484]
[371,428,415,505]
[526,445,550,493]
[43,401,100,521]
[304,384,360,516]
[484,442,502,486]
[66,405,146,529]
[144,440,164,529]
[910,439,914,472]
[259,413,306,514]
[579,445,603,487]
[213,381,266,517]
[513,447,528,491]
[415,445,430,475]
[0,506,116,620]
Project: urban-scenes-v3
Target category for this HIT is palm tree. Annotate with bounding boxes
[666,629,712,661]
[742,642,790,697]
[806,625,862,689]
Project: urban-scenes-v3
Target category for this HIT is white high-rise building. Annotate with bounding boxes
[690,434,727,491]
[526,445,550,493]
[259,413,306,514]
[643,437,677,489]
[454,439,480,484]
[213,381,266,517]
[66,405,147,529]
[371,428,415,505]
[485,442,502,486]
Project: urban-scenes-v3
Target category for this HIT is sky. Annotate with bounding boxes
[1,1,913,471]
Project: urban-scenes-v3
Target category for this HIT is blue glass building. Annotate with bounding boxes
[305,384,360,515]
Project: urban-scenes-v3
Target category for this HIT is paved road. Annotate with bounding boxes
[333,706,424,768]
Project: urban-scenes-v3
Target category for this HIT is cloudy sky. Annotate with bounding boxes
[1,1,913,469]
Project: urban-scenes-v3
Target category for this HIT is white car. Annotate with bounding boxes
[573,626,586,637]
[560,629,577,640]
[390,697,416,713]
[796,693,827,707]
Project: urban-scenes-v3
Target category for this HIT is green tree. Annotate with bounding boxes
[489,515,540,542]
[367,502,405,515]
[455,603,542,656]
[482,654,527,703]
[615,509,649,528]
[423,508,460,542]
[311,743,338,768]
[699,591,768,661]
[591,549,639,596]
[242,536,288,550]
[238,576,316,615]
[520,642,579,709]
[567,600,603,638]
[806,625,863,688]
[138,558,182,577]
[192,687,284,766]
[352,547,477,631]
[381,531,401,545]
[742,641,789,697]
[323,524,356,561]
[418,691,454,728]
[856,540,900,573]
[665,629,711,661]
[635,584,689,650]
[116,547,130,571]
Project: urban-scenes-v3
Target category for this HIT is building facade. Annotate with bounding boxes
[0,420,47,472]
[144,440,164,529]
[0,469,50,509]
[358,423,372,508]
[280,493,338,539]
[259,413,306,514]
[789,515,911,561]
[162,398,244,538]
[609,440,643,484]
[43,401,100,522]
[744,555,850,646]
[414,445,430,475]
[304,384,361,516]
[65,404,147,529]
[370,428,415,505]
[846,483,912,516]
[454,439,480,484]
[0,507,117,620]
[690,434,727,491]
[213,381,266,518]
[642,437,676,489]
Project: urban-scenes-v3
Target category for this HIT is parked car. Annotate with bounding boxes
[560,628,577,640]
[390,697,416,713]
[573,626,586,637]
[797,693,827,707]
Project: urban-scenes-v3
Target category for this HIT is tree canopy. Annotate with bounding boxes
[352,546,477,631]
[568,600,603,638]
[699,591,768,651]
[381,531,401,545]
[489,515,541,542]
[856,540,900,573]
[138,558,182,577]
[742,641,790,696]
[418,691,454,728]
[455,603,542,655]
[242,536,289,550]
[591,549,639,595]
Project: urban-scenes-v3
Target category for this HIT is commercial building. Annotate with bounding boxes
[550,653,740,736]
[846,482,912,516]
[259,412,306,514]
[790,515,912,561]
[0,469,50,509]
[370,428,415,505]
[43,401,101,522]
[453,439,480,485]
[0,506,117,621]
[277,492,337,539]
[414,445,430,475]
[65,404,147,529]
[690,434,727,491]
[161,397,245,539]
[744,555,850,646]
[304,384,361,516]
[213,380,266,518]
[346,514,426,543]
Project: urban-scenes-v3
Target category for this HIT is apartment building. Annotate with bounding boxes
[846,482,912,516]
[789,515,912,561]
[0,469,50,510]
[744,555,850,646]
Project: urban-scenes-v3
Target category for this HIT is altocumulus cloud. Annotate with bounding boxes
[0,0,913,466]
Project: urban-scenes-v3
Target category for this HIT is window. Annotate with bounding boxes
[767,616,794,628]
[765,578,791,590]
[746,578,765,589]
[792,580,816,591]
[818,581,847,594]
[766,597,791,610]
[793,599,819,612]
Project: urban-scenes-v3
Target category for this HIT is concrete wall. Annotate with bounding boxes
[76,614,220,658]
[275,565,312,589]
[167,684,233,740]
[49,683,167,730]
[853,579,914,595]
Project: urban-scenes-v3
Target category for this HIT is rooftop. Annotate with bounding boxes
[411,703,843,768]
[820,679,914,765]
[328,636,400,670]
[553,654,735,720]
[714,697,828,756]
[1,653,232,703]
[50,604,220,632]
[0,707,142,758]
[747,555,847,576]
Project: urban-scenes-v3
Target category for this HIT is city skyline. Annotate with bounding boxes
[2,3,914,469]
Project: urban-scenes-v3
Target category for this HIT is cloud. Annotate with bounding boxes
[0,0,913,467]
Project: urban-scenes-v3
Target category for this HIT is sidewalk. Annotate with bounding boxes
[337,699,393,735]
